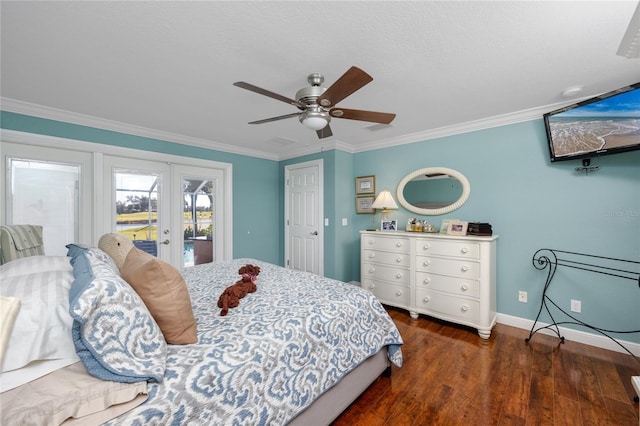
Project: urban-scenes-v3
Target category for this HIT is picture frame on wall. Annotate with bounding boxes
[381,219,398,231]
[446,220,468,236]
[356,196,375,214]
[355,175,376,195]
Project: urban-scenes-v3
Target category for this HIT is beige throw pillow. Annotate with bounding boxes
[120,248,197,344]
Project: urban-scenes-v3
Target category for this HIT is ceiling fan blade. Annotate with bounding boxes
[329,108,396,124]
[317,66,373,108]
[248,112,301,125]
[316,124,333,139]
[234,81,305,109]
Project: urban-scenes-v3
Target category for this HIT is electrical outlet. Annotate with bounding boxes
[518,291,527,303]
[570,299,581,313]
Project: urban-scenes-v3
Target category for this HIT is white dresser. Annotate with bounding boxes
[361,230,498,339]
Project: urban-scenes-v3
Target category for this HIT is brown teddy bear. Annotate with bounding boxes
[217,264,261,316]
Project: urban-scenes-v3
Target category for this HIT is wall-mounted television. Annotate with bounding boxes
[544,82,640,162]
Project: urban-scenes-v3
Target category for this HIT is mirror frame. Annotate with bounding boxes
[396,167,471,216]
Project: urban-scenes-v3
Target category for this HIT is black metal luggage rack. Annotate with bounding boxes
[525,248,640,365]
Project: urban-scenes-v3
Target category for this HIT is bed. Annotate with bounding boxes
[0,240,403,425]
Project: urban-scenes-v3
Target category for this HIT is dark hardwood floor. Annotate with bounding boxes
[332,306,640,426]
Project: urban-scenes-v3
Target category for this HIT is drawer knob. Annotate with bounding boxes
[423,278,431,285]
[368,239,375,245]
[423,244,430,250]
[461,247,468,254]
[423,296,430,303]
[396,242,402,247]
[461,284,469,291]
[368,268,375,273]
[461,265,469,272]
[461,305,469,312]
[368,252,375,258]
[395,273,403,279]
[423,260,430,267]
[396,257,402,263]
[395,290,403,296]
[369,284,375,290]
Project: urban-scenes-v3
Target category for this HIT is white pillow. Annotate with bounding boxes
[0,269,78,375]
[0,255,72,279]
[0,297,20,365]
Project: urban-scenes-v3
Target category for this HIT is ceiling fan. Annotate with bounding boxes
[233,66,396,139]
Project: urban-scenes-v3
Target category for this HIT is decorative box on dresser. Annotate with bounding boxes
[361,230,498,339]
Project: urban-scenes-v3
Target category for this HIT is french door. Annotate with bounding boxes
[103,156,227,269]
[2,131,232,269]
[102,156,172,263]
[172,164,225,268]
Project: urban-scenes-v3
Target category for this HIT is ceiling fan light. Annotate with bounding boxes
[302,116,328,130]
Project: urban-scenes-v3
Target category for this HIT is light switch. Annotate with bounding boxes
[324,218,329,226]
[342,218,348,226]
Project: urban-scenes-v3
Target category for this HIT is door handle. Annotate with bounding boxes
[310,231,318,236]
[161,239,170,245]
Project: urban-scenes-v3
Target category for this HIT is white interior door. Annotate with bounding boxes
[285,159,323,275]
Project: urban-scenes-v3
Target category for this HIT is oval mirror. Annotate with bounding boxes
[396,167,471,215]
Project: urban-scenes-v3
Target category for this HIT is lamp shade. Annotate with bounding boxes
[371,189,398,211]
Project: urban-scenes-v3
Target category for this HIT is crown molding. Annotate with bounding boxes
[2,96,579,161]
[351,100,582,153]
[0,97,279,161]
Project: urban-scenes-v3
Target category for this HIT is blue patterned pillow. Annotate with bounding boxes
[66,244,120,276]
[67,245,166,383]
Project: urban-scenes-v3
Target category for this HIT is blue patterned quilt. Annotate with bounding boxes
[106,259,403,425]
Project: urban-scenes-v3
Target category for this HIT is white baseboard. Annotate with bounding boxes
[497,313,640,357]
[354,280,639,357]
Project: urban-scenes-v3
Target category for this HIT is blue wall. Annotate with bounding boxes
[3,111,639,343]
[352,120,640,343]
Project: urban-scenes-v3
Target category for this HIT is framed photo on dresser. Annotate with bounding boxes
[446,221,468,236]
[381,219,397,231]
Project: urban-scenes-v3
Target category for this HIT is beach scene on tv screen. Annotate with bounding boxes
[548,89,640,157]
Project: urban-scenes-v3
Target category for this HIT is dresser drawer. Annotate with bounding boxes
[362,263,410,286]
[416,239,479,259]
[415,289,480,322]
[362,279,410,306]
[362,249,410,268]
[362,236,410,253]
[416,271,480,298]
[416,256,480,279]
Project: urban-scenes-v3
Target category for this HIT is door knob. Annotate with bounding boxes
[161,239,170,245]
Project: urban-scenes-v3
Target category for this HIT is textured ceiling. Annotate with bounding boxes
[2,1,639,160]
